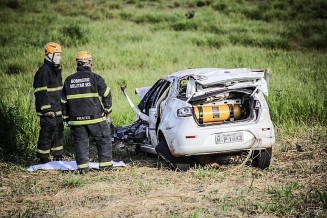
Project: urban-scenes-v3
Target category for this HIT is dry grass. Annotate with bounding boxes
[1,131,326,217]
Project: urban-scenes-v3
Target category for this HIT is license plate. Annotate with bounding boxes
[215,132,243,144]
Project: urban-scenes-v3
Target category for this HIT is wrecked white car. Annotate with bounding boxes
[113,68,275,171]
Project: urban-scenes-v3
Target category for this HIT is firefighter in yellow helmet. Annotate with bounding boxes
[33,42,64,163]
[61,51,113,174]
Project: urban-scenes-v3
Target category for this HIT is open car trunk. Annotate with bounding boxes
[177,68,268,126]
[189,89,256,126]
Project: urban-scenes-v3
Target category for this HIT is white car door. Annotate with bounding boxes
[148,108,158,146]
[148,82,171,147]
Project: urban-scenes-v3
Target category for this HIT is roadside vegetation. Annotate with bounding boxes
[0,0,326,216]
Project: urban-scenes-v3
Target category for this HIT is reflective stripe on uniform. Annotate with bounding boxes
[99,161,113,167]
[41,105,51,110]
[47,86,63,92]
[38,149,50,154]
[36,111,62,116]
[103,107,112,113]
[34,86,47,93]
[34,86,62,93]
[69,117,106,126]
[103,87,110,97]
[61,98,67,103]
[77,163,89,169]
[63,115,69,119]
[66,93,99,100]
[51,146,63,151]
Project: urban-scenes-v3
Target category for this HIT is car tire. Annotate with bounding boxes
[155,141,192,171]
[251,147,272,169]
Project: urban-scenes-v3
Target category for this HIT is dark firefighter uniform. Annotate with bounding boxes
[61,65,113,172]
[33,59,64,161]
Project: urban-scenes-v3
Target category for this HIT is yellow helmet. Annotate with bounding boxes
[76,51,93,63]
[44,42,62,54]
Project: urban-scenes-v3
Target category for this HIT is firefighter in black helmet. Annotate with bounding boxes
[33,42,64,163]
[61,51,113,174]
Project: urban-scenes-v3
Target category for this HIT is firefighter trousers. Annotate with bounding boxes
[71,121,112,170]
[37,116,64,159]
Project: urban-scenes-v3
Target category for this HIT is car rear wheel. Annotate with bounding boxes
[155,141,192,171]
[251,147,272,169]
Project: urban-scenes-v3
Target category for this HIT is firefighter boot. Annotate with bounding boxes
[40,157,50,164]
[78,167,90,174]
[54,155,64,161]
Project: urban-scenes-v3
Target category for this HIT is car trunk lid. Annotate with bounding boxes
[187,68,268,99]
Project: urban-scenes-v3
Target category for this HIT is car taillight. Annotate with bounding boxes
[177,107,192,117]
[186,136,196,138]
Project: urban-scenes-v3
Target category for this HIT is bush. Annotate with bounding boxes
[306,33,327,49]
[58,23,89,47]
[116,78,127,87]
[136,3,144,8]
[212,2,228,12]
[120,11,133,20]
[107,2,122,9]
[273,1,288,10]
[310,0,327,18]
[126,0,137,4]
[202,24,224,34]
[187,0,196,7]
[192,36,225,49]
[242,8,263,20]
[0,33,9,47]
[173,1,181,7]
[196,0,212,7]
[0,100,38,164]
[282,21,327,49]
[260,36,290,50]
[133,13,180,24]
[263,9,290,22]
[170,20,198,31]
[258,2,271,11]
[5,63,27,75]
[62,24,83,40]
[229,33,290,50]
[5,0,20,9]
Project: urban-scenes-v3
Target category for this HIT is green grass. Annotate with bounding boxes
[0,0,326,216]
[0,0,326,160]
[64,174,86,187]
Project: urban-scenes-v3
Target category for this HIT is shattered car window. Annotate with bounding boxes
[137,79,164,111]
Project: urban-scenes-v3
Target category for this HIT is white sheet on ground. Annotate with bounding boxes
[27,160,126,172]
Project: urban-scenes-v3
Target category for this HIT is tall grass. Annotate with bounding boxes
[0,0,326,163]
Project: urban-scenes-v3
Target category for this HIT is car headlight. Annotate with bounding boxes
[177,107,192,117]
